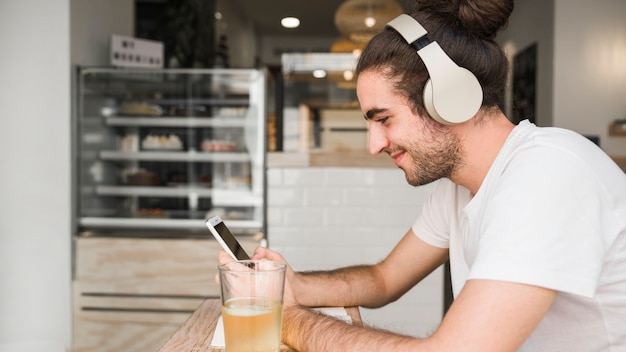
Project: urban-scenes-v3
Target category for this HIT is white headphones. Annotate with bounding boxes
[386,14,483,125]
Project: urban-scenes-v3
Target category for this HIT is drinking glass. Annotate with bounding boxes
[218,260,286,352]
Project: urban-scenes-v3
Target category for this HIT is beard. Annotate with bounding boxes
[401,123,463,187]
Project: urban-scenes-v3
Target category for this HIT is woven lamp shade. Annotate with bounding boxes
[334,0,403,43]
[330,37,367,54]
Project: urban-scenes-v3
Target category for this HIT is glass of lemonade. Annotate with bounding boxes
[218,260,286,352]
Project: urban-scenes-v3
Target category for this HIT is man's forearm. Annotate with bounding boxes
[282,305,421,352]
[294,264,390,308]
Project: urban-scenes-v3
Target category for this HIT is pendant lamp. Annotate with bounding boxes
[334,0,403,43]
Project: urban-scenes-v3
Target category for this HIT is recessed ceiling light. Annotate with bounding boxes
[313,69,327,78]
[281,17,300,29]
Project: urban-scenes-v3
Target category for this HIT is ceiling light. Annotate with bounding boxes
[281,17,300,29]
[312,69,327,78]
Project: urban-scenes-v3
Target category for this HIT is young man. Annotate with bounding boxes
[222,1,626,350]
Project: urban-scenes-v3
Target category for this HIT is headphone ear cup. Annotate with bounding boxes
[423,79,449,125]
[386,15,483,125]
[423,67,483,125]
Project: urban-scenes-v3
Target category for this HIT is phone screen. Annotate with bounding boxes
[207,217,250,260]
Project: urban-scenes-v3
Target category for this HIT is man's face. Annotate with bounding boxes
[356,70,462,186]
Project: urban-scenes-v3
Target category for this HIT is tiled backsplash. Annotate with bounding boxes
[267,166,443,337]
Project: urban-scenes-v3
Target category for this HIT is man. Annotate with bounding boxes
[222,2,626,350]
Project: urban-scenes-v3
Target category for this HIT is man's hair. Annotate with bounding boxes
[356,0,514,118]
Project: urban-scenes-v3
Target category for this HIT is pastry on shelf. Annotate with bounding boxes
[135,208,169,218]
[200,139,237,152]
[215,106,248,116]
[127,172,160,186]
[118,101,163,116]
[197,175,212,186]
[224,176,252,189]
[168,105,210,117]
[204,208,247,220]
[118,134,139,152]
[226,210,247,220]
[205,207,226,220]
[168,173,188,184]
[141,134,183,150]
[126,169,160,185]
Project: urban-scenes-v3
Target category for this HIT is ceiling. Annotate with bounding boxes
[228,0,416,38]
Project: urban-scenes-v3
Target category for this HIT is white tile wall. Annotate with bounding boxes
[267,166,443,338]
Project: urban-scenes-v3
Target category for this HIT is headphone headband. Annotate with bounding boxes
[386,14,483,125]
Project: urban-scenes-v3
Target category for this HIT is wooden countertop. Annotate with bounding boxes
[268,151,395,168]
[158,299,362,352]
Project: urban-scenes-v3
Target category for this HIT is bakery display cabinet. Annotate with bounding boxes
[74,67,267,236]
[72,67,267,351]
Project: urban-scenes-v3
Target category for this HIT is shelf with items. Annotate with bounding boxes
[95,186,263,206]
[103,115,249,128]
[75,67,267,235]
[99,150,251,162]
[78,217,263,232]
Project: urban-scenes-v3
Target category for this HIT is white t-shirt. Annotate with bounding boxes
[413,120,626,351]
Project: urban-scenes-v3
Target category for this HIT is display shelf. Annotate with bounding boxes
[99,150,251,162]
[103,115,249,128]
[75,67,267,235]
[78,217,262,232]
[95,186,263,206]
[97,185,214,197]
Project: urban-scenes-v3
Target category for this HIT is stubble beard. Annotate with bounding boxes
[402,125,463,187]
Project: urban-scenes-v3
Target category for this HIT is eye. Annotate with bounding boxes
[375,117,389,125]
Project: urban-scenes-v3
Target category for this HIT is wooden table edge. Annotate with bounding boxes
[159,299,362,352]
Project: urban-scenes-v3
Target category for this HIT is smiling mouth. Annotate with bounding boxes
[389,150,405,166]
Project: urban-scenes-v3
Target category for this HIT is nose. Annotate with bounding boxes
[368,123,388,155]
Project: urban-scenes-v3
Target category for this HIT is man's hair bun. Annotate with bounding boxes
[415,0,514,39]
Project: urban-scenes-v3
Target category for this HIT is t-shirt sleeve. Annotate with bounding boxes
[412,179,460,249]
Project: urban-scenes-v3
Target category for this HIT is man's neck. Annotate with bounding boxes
[450,111,515,195]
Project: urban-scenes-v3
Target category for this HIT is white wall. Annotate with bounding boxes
[0,0,133,350]
[267,166,443,337]
[259,35,336,67]
[71,0,134,66]
[553,0,626,156]
[0,1,71,351]
[498,0,626,157]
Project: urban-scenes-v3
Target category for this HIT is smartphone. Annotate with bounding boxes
[205,215,250,260]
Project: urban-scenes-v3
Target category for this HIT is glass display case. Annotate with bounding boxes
[73,68,267,236]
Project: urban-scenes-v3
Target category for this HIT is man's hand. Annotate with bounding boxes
[217,249,236,265]
[214,249,238,285]
[250,247,298,307]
